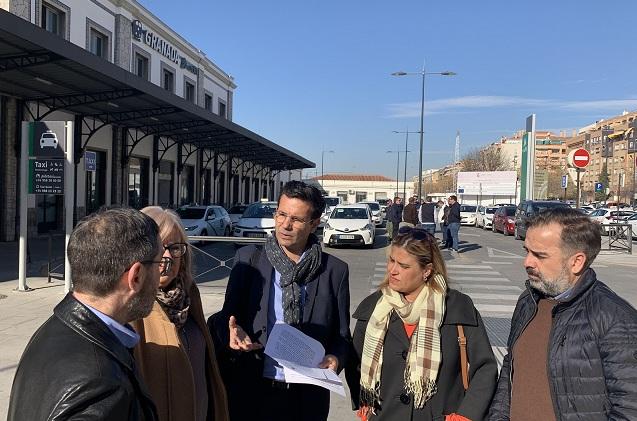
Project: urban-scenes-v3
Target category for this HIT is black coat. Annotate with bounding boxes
[211,245,351,421]
[8,294,158,421]
[447,203,461,224]
[388,204,404,223]
[487,269,637,421]
[347,289,498,421]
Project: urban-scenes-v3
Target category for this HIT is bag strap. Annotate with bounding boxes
[457,324,469,391]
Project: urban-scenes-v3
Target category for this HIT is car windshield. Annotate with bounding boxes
[243,203,276,218]
[331,208,368,219]
[460,205,477,212]
[362,202,380,211]
[324,198,340,207]
[505,207,516,216]
[177,208,206,219]
[228,205,247,214]
[486,208,497,214]
[531,203,570,213]
[590,209,605,216]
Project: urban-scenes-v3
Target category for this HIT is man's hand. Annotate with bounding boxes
[228,315,263,352]
[318,354,339,372]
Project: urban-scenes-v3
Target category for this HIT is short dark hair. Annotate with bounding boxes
[526,207,601,269]
[67,208,160,296]
[449,195,457,201]
[278,180,325,219]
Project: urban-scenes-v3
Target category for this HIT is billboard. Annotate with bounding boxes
[456,171,517,196]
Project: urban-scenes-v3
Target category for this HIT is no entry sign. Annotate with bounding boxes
[568,148,591,168]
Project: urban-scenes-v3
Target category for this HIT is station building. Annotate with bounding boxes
[0,1,311,241]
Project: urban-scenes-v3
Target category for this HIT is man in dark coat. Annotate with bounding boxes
[418,196,436,235]
[402,196,419,227]
[213,181,351,421]
[488,208,637,420]
[445,195,461,253]
[387,196,404,239]
[8,208,162,421]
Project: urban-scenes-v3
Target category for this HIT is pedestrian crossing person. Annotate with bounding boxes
[347,226,497,421]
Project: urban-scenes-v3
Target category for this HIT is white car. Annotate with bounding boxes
[475,206,497,229]
[176,205,232,237]
[358,201,383,226]
[323,204,375,248]
[40,130,58,148]
[624,214,637,238]
[227,204,248,227]
[232,201,277,238]
[319,197,342,230]
[589,208,636,235]
[460,205,478,226]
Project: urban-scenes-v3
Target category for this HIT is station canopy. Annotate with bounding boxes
[0,9,313,171]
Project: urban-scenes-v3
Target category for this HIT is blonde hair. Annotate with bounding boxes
[140,206,193,288]
[380,231,448,294]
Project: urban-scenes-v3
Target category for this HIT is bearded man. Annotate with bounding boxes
[487,208,637,421]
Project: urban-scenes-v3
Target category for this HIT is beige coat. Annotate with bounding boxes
[132,284,229,421]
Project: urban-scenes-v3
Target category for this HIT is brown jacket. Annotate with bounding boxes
[132,283,229,421]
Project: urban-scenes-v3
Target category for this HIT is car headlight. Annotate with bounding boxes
[365,224,374,231]
[233,228,241,233]
[325,223,332,230]
[185,225,198,231]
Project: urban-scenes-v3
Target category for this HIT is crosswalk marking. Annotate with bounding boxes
[481,261,513,265]
[475,304,516,313]
[448,270,501,275]
[373,273,385,278]
[451,276,511,282]
[375,262,385,266]
[374,267,385,272]
[462,292,520,300]
[459,284,522,291]
[446,264,492,269]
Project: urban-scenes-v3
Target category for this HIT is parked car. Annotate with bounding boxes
[513,200,571,240]
[624,213,637,239]
[323,204,375,248]
[319,196,342,230]
[358,201,383,226]
[589,208,636,235]
[492,206,517,236]
[232,201,277,238]
[475,206,497,229]
[176,205,232,237]
[227,204,248,227]
[459,205,478,226]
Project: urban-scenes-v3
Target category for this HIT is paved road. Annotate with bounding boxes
[1,225,636,420]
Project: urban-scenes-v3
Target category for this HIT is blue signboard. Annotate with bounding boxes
[85,151,97,172]
[561,175,568,189]
[595,182,603,192]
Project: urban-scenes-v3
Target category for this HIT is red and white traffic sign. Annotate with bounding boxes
[568,148,591,168]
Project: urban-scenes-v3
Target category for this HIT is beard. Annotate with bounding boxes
[126,270,157,322]
[527,264,571,297]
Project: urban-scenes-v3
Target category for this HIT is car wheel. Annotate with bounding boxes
[199,229,208,246]
[492,223,496,233]
[224,226,231,236]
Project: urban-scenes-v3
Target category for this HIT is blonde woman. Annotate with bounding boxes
[347,226,497,421]
[132,206,229,421]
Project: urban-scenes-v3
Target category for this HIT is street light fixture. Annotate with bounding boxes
[393,129,417,200]
[386,149,400,196]
[320,149,334,191]
[392,64,456,201]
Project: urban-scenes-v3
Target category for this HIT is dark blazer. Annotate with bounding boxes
[211,245,351,420]
[8,294,158,421]
[346,289,498,421]
[447,202,461,224]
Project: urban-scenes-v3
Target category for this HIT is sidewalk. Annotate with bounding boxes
[0,235,66,284]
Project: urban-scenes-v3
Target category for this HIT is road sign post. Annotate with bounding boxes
[568,148,591,209]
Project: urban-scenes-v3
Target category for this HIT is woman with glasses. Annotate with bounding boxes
[347,226,497,421]
[131,207,229,421]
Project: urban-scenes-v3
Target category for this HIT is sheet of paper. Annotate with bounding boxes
[265,323,344,396]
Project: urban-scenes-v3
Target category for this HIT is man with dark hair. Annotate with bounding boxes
[488,208,637,420]
[445,195,461,253]
[386,196,403,239]
[419,196,437,235]
[402,196,419,227]
[214,180,351,421]
[8,208,163,421]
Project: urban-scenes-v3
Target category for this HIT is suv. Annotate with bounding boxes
[176,205,232,237]
[514,200,571,240]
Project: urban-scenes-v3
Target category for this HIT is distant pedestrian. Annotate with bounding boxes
[446,195,461,253]
[419,196,436,235]
[488,207,637,420]
[387,196,403,239]
[8,208,161,421]
[402,196,419,227]
[385,199,394,240]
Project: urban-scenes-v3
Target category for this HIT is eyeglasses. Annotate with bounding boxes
[141,257,173,276]
[163,243,187,258]
[274,210,313,226]
[397,226,435,242]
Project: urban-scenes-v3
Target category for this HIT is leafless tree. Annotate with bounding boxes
[460,147,512,172]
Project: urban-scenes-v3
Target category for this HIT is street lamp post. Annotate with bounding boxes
[393,129,417,200]
[392,64,456,201]
[321,149,334,192]
[387,149,400,196]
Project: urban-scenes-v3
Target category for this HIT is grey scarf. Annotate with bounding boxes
[264,234,322,325]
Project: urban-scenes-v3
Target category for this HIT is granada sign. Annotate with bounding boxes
[131,20,198,76]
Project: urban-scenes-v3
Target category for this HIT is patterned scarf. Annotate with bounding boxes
[264,233,322,325]
[359,274,447,413]
[155,277,191,330]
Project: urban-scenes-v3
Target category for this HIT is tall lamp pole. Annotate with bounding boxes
[387,149,400,196]
[392,64,456,201]
[393,129,417,199]
[321,149,334,192]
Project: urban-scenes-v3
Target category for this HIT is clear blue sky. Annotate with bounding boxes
[141,0,637,179]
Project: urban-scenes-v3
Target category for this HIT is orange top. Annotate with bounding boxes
[404,322,418,339]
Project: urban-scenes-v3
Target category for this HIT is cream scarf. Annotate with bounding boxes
[359,274,447,411]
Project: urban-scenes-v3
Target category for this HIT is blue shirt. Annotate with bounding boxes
[84,303,141,349]
[263,252,308,381]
